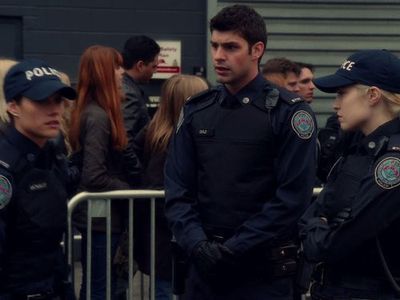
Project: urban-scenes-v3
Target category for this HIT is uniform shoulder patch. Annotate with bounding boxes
[0,175,12,209]
[374,156,400,189]
[291,110,314,139]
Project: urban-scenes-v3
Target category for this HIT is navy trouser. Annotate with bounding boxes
[182,264,293,300]
[79,231,120,300]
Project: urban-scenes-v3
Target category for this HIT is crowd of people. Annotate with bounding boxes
[1,3,400,300]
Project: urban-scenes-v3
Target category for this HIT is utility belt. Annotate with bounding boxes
[205,229,298,279]
[0,278,74,300]
[171,229,299,295]
[311,264,395,299]
[0,291,60,300]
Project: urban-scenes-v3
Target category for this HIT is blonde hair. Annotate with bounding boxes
[58,71,74,155]
[145,74,209,154]
[381,90,400,115]
[0,59,18,124]
[355,84,400,116]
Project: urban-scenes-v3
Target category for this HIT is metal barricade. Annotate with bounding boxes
[67,188,322,300]
[67,190,164,300]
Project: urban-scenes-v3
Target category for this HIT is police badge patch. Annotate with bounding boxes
[0,175,12,209]
[291,110,314,139]
[375,157,400,189]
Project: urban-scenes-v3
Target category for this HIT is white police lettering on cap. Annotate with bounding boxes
[341,60,355,71]
[25,67,60,81]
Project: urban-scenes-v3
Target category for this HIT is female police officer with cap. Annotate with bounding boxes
[0,59,76,299]
[299,49,400,299]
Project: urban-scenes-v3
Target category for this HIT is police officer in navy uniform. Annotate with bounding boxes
[300,50,400,299]
[165,5,317,300]
[0,59,76,300]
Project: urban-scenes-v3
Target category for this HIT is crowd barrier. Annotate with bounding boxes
[67,188,323,300]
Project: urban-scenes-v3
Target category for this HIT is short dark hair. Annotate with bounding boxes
[262,57,301,77]
[295,62,315,73]
[122,35,160,69]
[210,5,267,49]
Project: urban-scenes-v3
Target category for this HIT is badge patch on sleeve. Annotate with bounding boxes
[291,110,314,139]
[0,175,12,209]
[375,157,400,189]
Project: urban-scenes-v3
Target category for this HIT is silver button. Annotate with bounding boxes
[368,141,376,149]
[242,97,250,104]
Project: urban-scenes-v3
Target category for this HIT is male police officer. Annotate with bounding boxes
[0,59,76,299]
[165,5,317,299]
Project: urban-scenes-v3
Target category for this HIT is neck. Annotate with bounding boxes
[225,68,259,95]
[14,124,47,148]
[125,68,140,82]
[362,110,397,135]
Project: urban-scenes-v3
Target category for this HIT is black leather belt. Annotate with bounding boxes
[0,292,59,300]
[312,267,395,299]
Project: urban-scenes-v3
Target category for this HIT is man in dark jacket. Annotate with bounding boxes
[121,36,160,185]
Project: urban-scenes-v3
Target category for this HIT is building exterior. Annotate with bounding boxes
[1,0,400,124]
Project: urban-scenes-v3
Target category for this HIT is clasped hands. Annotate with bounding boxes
[191,240,236,281]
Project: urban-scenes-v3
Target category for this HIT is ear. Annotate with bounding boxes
[136,60,145,71]
[367,86,382,106]
[7,101,20,118]
[251,41,265,61]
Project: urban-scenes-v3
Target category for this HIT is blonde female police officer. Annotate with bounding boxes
[0,59,76,300]
[300,50,400,299]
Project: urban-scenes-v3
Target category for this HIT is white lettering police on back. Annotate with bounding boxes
[25,67,60,81]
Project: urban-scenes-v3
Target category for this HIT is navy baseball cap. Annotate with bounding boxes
[313,50,400,93]
[4,59,76,102]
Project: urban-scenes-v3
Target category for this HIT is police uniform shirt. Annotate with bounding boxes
[165,74,317,256]
[0,126,68,292]
[300,117,400,276]
[0,127,41,255]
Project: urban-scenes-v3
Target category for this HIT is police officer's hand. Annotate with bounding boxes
[330,207,352,228]
[192,241,236,281]
[217,243,236,269]
[192,241,221,279]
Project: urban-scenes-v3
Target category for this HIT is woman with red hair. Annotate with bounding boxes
[69,45,132,300]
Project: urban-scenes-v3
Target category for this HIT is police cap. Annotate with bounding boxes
[4,59,77,102]
[313,49,400,93]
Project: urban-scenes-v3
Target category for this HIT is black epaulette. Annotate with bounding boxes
[275,86,304,105]
[186,87,221,105]
[387,134,400,152]
[0,139,28,175]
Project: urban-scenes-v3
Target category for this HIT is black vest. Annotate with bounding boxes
[0,137,68,289]
[188,86,286,232]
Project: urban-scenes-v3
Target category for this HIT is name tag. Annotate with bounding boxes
[197,129,214,137]
[29,182,48,191]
